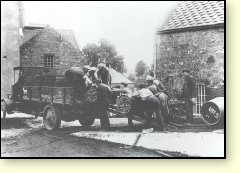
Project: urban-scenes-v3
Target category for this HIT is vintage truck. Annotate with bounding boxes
[1,66,159,131]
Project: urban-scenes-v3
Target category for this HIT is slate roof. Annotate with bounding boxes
[20,29,42,45]
[56,29,79,50]
[20,25,80,50]
[159,1,224,33]
[109,68,133,84]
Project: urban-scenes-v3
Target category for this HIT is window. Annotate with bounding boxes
[44,54,54,68]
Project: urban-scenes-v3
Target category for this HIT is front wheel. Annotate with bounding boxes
[79,114,95,128]
[43,105,61,131]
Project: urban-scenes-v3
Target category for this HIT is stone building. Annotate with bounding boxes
[20,24,83,75]
[155,1,224,105]
[1,1,24,98]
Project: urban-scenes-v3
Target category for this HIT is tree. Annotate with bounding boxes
[135,61,148,77]
[128,73,136,82]
[111,55,127,73]
[82,44,101,67]
[82,39,126,73]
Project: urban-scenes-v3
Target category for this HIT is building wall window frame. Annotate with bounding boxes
[44,54,54,68]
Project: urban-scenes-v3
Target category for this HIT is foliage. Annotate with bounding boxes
[82,39,126,73]
[82,44,101,67]
[135,61,148,77]
[128,73,136,82]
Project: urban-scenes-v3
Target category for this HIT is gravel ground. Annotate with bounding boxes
[1,113,186,157]
[1,112,224,157]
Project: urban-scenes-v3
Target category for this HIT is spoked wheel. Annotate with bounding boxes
[43,105,61,131]
[79,114,95,128]
[1,100,7,119]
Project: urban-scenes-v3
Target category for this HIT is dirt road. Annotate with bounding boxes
[1,113,186,157]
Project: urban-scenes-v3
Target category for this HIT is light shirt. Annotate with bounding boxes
[83,75,92,88]
[148,84,158,94]
[138,88,153,100]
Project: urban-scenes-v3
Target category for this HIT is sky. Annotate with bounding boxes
[23,1,178,73]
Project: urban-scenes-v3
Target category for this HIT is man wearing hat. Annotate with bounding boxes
[83,65,92,89]
[182,68,197,124]
[97,63,112,86]
[146,75,170,124]
[88,67,98,84]
[83,65,91,74]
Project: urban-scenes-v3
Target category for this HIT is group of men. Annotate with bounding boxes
[124,75,170,131]
[126,68,196,130]
[81,64,196,131]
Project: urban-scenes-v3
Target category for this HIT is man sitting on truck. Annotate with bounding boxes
[97,63,112,86]
[88,67,98,84]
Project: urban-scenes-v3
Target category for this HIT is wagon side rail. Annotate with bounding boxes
[22,86,74,105]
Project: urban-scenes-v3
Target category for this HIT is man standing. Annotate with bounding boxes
[97,63,112,86]
[182,68,197,124]
[95,79,111,130]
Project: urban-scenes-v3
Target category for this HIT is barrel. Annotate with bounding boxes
[200,97,224,126]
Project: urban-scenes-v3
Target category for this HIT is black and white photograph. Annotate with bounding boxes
[1,1,225,158]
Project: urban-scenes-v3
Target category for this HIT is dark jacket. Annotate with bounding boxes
[97,67,112,85]
[157,81,170,97]
[96,83,112,105]
[182,74,197,99]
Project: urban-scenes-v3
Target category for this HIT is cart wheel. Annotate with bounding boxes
[79,114,95,128]
[43,105,61,131]
[1,100,7,119]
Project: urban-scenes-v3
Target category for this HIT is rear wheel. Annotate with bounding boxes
[79,114,95,128]
[1,100,7,119]
[43,105,61,130]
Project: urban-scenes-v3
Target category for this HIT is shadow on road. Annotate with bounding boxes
[1,118,34,129]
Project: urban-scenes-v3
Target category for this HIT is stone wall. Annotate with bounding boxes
[156,28,224,100]
[20,27,83,75]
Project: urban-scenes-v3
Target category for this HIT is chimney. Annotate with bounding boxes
[18,1,25,28]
